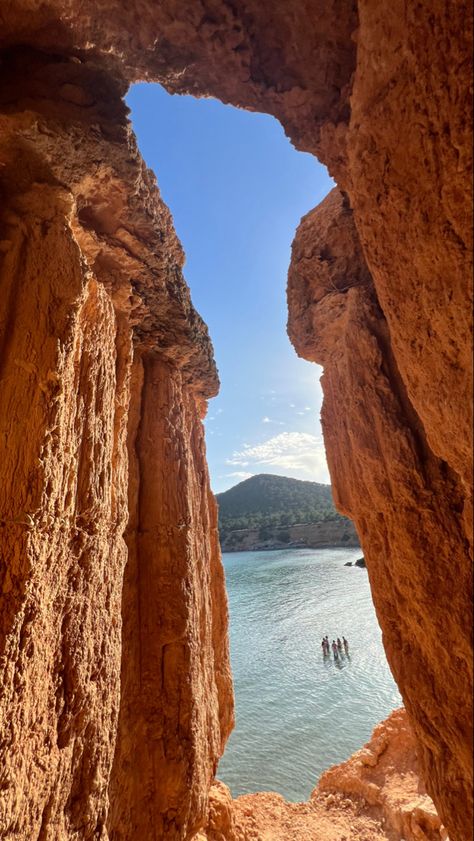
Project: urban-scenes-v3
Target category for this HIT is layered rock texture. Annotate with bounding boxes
[287,186,472,841]
[199,710,446,841]
[0,49,232,840]
[0,3,472,841]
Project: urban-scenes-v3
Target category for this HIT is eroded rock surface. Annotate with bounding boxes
[288,187,472,841]
[318,709,444,841]
[108,357,232,840]
[199,710,445,841]
[0,2,472,841]
[0,49,232,840]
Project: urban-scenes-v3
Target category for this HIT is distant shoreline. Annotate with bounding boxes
[219,518,360,554]
[221,542,361,555]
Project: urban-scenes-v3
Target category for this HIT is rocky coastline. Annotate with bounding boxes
[199,709,446,841]
[220,519,360,553]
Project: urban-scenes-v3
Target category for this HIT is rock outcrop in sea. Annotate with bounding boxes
[0,3,471,841]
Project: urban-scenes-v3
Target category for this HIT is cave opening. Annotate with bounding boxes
[1,7,469,837]
[126,81,402,802]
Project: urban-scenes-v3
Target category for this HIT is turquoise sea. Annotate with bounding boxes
[218,547,401,801]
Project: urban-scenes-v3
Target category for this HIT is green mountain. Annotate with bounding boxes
[216,473,345,539]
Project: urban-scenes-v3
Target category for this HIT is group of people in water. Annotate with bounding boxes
[321,635,349,660]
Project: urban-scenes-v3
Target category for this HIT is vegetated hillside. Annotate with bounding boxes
[216,473,345,540]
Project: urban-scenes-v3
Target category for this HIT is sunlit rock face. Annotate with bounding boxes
[0,50,232,840]
[288,188,472,841]
[0,3,472,841]
[200,709,445,841]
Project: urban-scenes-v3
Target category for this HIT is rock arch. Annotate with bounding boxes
[0,3,472,840]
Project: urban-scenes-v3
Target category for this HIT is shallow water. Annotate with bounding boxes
[218,547,401,801]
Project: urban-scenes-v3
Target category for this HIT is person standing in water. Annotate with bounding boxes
[337,637,343,652]
[321,638,328,656]
[331,640,339,660]
[343,636,349,655]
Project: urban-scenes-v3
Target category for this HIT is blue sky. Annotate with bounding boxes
[127,84,333,493]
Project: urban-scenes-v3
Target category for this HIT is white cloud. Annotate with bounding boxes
[262,416,284,425]
[227,432,330,482]
[262,416,271,423]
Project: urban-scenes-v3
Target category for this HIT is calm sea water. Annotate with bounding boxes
[218,547,401,801]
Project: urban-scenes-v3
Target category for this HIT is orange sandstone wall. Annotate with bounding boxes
[288,188,472,841]
[108,357,232,840]
[0,49,232,840]
[0,185,130,838]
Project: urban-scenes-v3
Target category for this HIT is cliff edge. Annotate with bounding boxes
[200,709,446,841]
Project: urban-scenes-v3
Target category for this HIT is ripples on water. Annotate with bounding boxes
[218,547,401,801]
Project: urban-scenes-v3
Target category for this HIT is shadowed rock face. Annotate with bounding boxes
[0,3,472,841]
[108,356,232,841]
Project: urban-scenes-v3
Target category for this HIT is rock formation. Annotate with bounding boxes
[287,185,472,841]
[0,48,232,840]
[0,3,472,841]
[200,710,446,841]
[317,709,444,841]
[220,518,360,553]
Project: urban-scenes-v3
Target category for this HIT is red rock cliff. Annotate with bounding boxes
[0,49,232,840]
[288,187,472,841]
[0,3,472,841]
